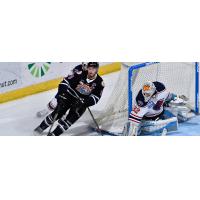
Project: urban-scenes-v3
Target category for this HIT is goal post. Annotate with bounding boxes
[195,62,199,113]
[128,62,159,115]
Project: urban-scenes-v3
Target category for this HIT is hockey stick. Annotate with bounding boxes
[87,107,103,135]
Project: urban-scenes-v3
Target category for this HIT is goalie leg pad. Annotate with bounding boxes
[165,105,195,123]
[122,121,140,136]
[141,116,178,135]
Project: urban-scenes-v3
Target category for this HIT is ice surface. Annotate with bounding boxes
[0,71,200,136]
[0,72,119,136]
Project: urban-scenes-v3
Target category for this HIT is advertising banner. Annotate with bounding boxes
[0,63,23,93]
[0,62,113,94]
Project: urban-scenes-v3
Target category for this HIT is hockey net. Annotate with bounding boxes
[92,62,199,134]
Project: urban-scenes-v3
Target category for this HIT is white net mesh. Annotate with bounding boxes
[130,62,196,109]
[92,63,136,133]
[94,62,198,134]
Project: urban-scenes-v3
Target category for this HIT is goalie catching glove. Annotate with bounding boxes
[166,95,195,122]
[165,94,189,106]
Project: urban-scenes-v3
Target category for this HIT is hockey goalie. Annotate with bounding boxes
[34,62,105,136]
[123,81,196,136]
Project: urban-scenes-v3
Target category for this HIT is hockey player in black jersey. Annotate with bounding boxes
[34,62,105,136]
[36,63,88,117]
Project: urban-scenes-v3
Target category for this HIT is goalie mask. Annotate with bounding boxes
[142,81,156,102]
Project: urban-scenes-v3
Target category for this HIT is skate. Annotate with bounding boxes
[47,132,56,136]
[33,126,45,136]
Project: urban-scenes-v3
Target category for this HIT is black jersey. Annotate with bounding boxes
[58,64,105,107]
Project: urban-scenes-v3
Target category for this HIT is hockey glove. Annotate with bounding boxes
[57,93,71,109]
[73,98,87,108]
[74,97,94,108]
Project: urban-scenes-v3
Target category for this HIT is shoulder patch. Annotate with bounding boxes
[101,81,105,87]
[136,90,147,107]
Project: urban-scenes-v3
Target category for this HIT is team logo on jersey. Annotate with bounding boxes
[27,62,51,78]
[147,100,155,109]
[76,82,92,95]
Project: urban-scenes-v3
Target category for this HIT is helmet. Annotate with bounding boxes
[87,62,99,69]
[142,81,156,102]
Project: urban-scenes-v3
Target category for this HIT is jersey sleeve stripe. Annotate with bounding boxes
[129,115,141,122]
[91,96,97,105]
[91,94,100,101]
[63,79,70,85]
[60,83,69,87]
[130,112,142,119]
[129,118,141,124]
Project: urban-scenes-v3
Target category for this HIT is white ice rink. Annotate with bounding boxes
[0,71,200,136]
[0,72,119,136]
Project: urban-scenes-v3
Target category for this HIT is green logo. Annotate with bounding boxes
[28,62,51,78]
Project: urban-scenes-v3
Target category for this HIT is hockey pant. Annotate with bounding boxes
[39,103,87,136]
